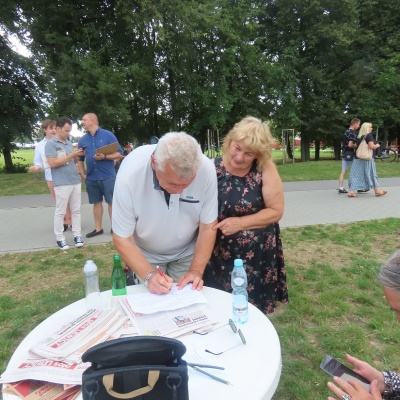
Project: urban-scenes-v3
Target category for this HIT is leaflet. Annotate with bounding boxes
[126,284,207,314]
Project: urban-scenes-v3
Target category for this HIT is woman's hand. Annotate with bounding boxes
[344,354,384,391]
[213,217,243,236]
[327,376,382,400]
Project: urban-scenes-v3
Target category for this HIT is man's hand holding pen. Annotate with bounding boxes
[147,267,173,294]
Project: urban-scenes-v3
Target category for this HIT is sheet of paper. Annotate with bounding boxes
[126,284,207,314]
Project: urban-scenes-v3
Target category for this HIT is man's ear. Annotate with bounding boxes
[150,154,156,170]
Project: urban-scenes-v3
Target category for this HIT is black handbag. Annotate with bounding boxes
[81,337,189,400]
[343,149,355,161]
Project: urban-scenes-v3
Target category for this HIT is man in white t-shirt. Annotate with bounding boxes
[29,119,71,230]
[112,132,218,295]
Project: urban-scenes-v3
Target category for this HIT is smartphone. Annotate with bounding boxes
[320,355,370,391]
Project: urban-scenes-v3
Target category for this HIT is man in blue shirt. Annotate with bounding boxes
[77,113,123,238]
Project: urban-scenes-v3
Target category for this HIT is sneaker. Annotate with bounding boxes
[56,240,69,250]
[74,236,84,248]
[86,229,104,238]
[338,188,348,194]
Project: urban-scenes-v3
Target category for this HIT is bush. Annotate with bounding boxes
[0,163,28,173]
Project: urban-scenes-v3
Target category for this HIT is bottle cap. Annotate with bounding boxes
[234,259,243,267]
[114,254,120,260]
[84,260,97,273]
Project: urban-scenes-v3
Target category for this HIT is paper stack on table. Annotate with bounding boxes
[29,308,128,364]
[119,284,216,338]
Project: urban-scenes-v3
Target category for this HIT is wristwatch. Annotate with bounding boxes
[144,271,156,288]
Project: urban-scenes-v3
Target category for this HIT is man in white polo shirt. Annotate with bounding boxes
[112,132,218,294]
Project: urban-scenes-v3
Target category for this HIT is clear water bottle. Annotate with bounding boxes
[111,254,127,296]
[231,258,248,324]
[83,260,104,309]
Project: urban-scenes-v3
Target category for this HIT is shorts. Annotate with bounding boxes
[341,158,353,171]
[86,176,116,204]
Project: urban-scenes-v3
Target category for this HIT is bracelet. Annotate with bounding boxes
[143,271,156,288]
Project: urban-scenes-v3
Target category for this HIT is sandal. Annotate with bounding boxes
[348,192,358,198]
[375,190,387,197]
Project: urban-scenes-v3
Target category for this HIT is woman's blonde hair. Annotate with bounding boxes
[222,116,274,172]
[357,122,372,138]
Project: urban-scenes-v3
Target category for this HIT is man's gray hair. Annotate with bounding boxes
[154,132,202,178]
[377,250,400,291]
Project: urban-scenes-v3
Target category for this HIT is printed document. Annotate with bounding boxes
[126,284,207,314]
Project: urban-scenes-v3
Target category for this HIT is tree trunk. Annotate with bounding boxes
[168,68,178,131]
[286,140,293,159]
[314,140,320,161]
[301,137,311,161]
[3,148,14,172]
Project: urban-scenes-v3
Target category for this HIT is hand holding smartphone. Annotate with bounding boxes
[320,355,370,391]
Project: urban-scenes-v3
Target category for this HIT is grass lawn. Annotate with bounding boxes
[1,221,400,399]
[0,149,399,399]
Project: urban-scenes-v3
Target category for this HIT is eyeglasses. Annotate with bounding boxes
[193,319,246,356]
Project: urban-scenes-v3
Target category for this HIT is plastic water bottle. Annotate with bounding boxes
[111,254,127,296]
[83,260,104,309]
[231,258,248,324]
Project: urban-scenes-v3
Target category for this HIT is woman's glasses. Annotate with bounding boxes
[193,319,246,355]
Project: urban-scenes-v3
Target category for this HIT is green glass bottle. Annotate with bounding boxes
[111,254,127,296]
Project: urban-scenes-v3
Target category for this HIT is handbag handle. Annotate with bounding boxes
[103,370,160,399]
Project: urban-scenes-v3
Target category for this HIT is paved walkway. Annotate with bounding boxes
[1,178,400,254]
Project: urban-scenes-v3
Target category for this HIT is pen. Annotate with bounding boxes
[157,266,171,290]
[191,366,233,386]
[186,363,225,370]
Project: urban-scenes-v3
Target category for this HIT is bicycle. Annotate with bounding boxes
[375,145,398,162]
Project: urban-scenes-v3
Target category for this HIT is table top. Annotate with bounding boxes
[3,285,281,400]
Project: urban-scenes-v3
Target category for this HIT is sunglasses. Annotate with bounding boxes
[193,319,247,356]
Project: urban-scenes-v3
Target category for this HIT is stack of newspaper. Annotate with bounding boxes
[119,284,215,337]
[0,308,129,399]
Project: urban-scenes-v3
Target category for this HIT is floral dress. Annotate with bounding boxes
[203,157,288,314]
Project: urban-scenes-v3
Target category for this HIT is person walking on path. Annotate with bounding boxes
[338,118,360,194]
[45,117,85,250]
[347,122,387,198]
[28,119,72,231]
[77,113,123,238]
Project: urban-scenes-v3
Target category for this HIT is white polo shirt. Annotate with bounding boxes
[112,144,218,264]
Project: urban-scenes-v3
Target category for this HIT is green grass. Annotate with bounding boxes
[1,149,400,399]
[0,221,399,399]
[0,150,398,196]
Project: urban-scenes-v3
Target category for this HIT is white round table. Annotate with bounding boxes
[2,286,281,400]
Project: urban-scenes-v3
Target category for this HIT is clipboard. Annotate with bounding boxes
[95,142,118,155]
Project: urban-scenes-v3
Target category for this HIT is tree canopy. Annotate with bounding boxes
[1,0,400,162]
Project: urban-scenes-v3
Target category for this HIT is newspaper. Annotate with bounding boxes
[0,354,89,385]
[3,380,80,400]
[29,308,128,364]
[119,297,215,338]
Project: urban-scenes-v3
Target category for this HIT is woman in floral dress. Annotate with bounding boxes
[204,116,288,314]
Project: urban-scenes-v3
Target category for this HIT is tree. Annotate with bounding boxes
[0,31,41,171]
